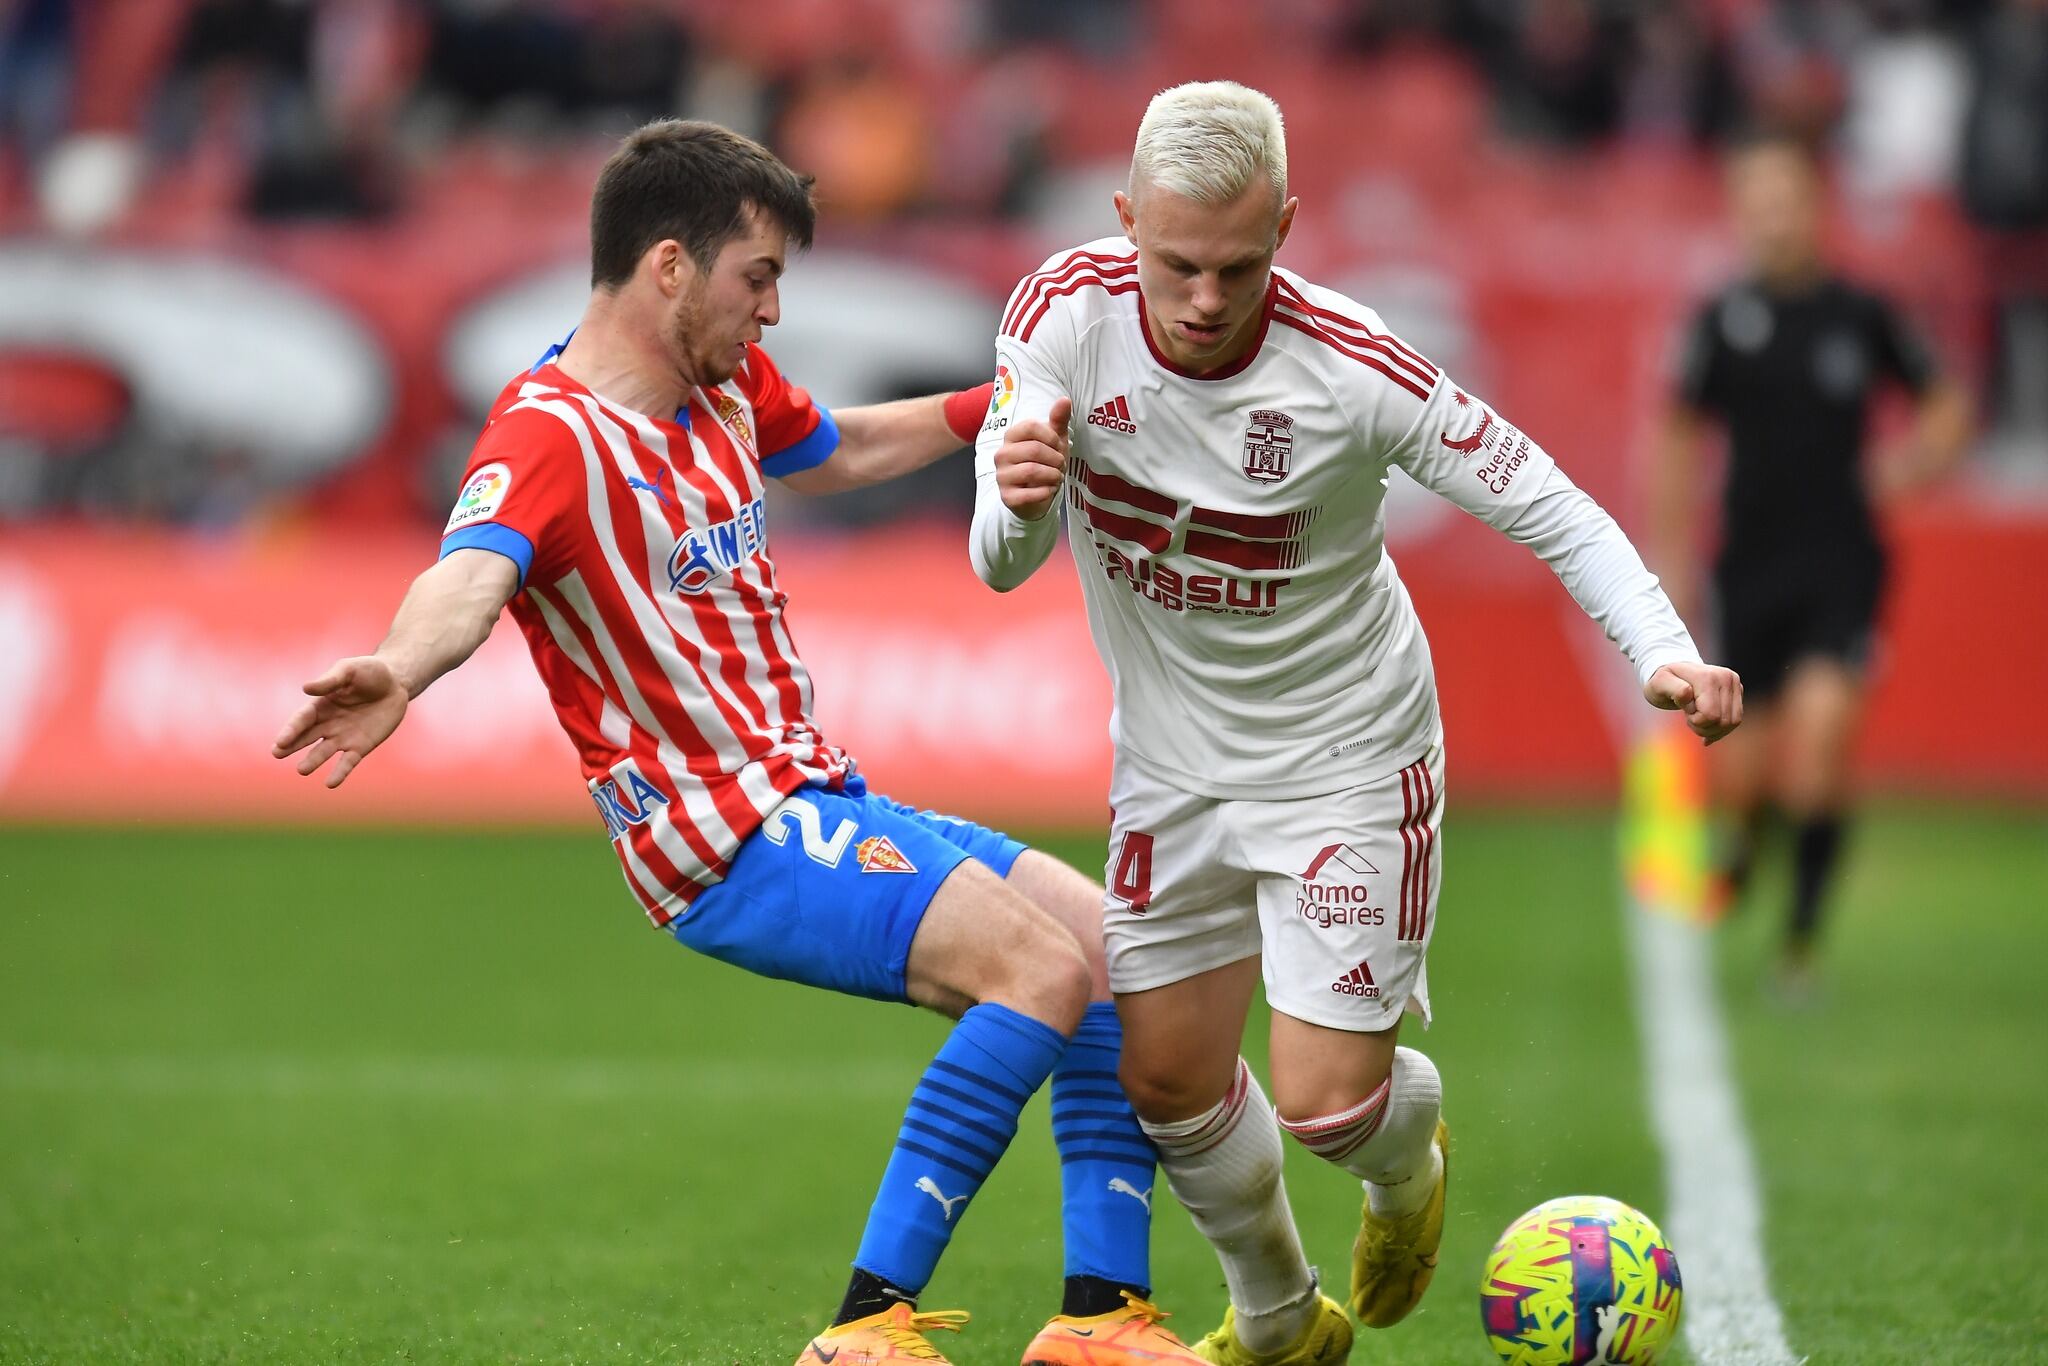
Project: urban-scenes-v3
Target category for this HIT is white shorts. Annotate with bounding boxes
[1101,743,1445,1032]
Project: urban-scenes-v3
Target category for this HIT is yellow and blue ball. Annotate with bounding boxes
[1480,1195,1683,1365]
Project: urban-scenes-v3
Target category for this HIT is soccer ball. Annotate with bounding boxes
[1479,1195,1683,1365]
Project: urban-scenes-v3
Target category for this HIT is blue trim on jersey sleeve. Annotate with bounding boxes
[439,522,535,588]
[760,406,840,478]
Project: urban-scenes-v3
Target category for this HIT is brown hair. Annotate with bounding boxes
[589,119,816,289]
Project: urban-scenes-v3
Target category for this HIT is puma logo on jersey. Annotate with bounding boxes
[626,466,674,508]
[1087,395,1138,433]
[915,1175,968,1222]
[1108,1178,1153,1210]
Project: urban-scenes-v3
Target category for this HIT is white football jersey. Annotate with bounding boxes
[972,237,1697,798]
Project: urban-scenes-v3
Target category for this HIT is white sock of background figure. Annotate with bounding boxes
[1278,1046,1443,1219]
[1141,1058,1317,1354]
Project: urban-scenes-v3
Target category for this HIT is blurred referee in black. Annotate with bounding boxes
[1650,133,1971,1000]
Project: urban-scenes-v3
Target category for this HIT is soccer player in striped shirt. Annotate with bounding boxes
[971,83,1743,1366]
[274,121,1201,1366]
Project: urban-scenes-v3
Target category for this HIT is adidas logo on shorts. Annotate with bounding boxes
[1331,959,1380,999]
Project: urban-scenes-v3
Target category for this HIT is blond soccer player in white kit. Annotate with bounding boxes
[970,83,1743,1366]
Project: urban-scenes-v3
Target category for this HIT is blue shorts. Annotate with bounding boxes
[668,779,1027,1003]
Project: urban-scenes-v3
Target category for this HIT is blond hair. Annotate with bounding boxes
[1129,81,1288,205]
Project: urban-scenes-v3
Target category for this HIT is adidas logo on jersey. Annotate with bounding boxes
[1331,959,1380,999]
[1086,395,1137,433]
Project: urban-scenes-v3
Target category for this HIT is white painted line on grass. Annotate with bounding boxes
[1625,892,1801,1366]
[1560,610,1800,1364]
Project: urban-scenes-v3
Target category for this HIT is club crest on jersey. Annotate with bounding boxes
[1242,409,1295,483]
[856,835,917,874]
[711,390,755,453]
[591,762,671,842]
[668,497,767,595]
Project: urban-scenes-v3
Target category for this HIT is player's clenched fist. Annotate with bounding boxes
[995,395,1072,521]
[1645,661,1744,745]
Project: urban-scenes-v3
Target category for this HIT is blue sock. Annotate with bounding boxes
[852,1002,1068,1293]
[1050,1002,1156,1292]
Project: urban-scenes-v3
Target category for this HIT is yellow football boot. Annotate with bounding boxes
[794,1303,970,1364]
[1189,1294,1352,1366]
[1021,1290,1207,1364]
[1349,1118,1449,1328]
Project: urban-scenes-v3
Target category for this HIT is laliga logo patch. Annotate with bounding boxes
[856,835,917,874]
[446,462,511,532]
[981,363,1017,435]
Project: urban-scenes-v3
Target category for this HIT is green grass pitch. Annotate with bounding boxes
[1,807,2042,1363]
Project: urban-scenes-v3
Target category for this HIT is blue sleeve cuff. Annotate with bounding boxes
[760,406,840,478]
[440,522,536,588]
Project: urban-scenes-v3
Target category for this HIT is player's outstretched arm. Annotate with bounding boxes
[1645,661,1743,745]
[778,383,994,495]
[271,548,519,787]
[1496,467,1742,745]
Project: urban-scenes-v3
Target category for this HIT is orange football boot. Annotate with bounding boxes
[1022,1291,1208,1365]
[794,1303,970,1364]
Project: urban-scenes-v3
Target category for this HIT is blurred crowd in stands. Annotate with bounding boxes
[0,0,2041,527]
[5,0,2043,224]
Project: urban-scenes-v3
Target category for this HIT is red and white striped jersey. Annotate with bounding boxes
[440,344,849,924]
[972,238,1696,798]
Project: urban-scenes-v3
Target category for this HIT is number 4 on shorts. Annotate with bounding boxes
[1111,832,1154,914]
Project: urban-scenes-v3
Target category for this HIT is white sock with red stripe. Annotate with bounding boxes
[1139,1058,1317,1354]
[1279,1047,1443,1218]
